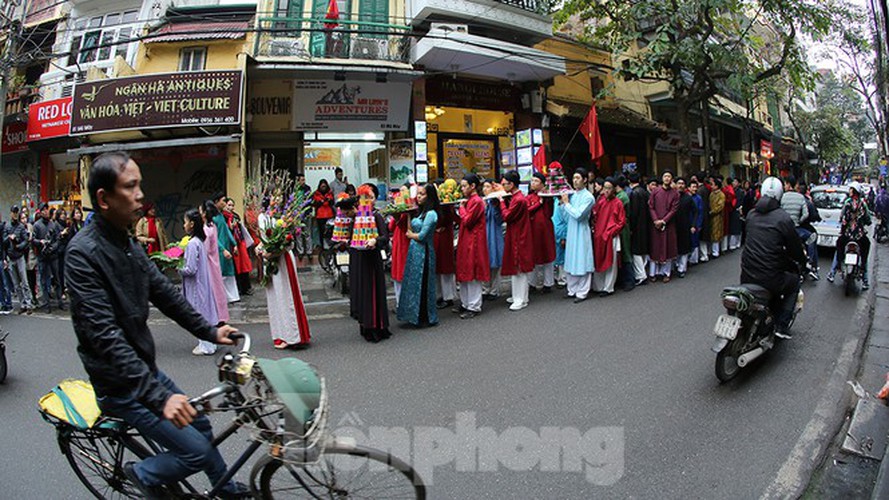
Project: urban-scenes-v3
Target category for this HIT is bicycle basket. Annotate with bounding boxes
[38,379,103,429]
[254,358,329,463]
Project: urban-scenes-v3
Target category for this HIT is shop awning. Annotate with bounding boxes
[67,134,240,156]
[548,100,664,131]
[413,31,565,82]
[145,21,250,43]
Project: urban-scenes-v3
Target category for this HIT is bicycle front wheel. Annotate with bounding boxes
[255,443,426,499]
[58,427,142,500]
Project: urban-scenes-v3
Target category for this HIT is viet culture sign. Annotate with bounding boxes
[70,71,243,135]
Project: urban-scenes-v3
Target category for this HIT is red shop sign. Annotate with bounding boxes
[27,97,72,141]
[2,122,28,154]
[760,139,773,158]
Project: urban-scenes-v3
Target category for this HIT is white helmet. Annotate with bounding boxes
[848,181,862,196]
[761,176,783,200]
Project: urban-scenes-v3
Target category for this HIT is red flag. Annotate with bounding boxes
[324,0,340,29]
[579,104,604,162]
[532,145,547,174]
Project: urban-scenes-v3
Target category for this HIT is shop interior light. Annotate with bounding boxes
[424,106,445,121]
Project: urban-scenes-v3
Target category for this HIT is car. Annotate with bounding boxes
[810,184,850,248]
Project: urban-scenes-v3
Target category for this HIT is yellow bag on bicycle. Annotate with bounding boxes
[38,379,102,429]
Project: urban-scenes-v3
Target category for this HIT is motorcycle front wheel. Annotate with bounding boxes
[715,337,744,383]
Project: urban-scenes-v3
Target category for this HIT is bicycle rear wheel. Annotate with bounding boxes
[58,426,143,500]
[255,443,426,499]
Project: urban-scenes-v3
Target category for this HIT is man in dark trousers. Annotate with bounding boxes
[32,202,61,312]
[628,172,651,286]
[66,151,248,498]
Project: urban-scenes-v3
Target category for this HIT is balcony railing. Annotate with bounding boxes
[254,16,412,64]
[4,90,39,117]
[494,0,553,15]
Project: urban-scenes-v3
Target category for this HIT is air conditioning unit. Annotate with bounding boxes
[268,38,306,57]
[429,23,468,35]
[351,38,389,60]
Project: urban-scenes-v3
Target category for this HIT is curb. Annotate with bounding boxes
[761,246,878,499]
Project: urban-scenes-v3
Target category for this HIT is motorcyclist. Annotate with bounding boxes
[741,177,807,339]
[828,182,873,289]
[780,176,818,280]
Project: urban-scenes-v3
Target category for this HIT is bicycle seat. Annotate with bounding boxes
[739,283,772,302]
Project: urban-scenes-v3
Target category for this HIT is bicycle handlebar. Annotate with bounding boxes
[228,331,251,354]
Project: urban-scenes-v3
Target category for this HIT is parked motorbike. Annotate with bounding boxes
[712,283,804,382]
[876,218,888,244]
[334,246,350,295]
[0,330,8,384]
[842,240,863,297]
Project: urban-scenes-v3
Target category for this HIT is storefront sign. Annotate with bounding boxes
[70,70,243,135]
[27,97,72,141]
[425,78,520,112]
[248,80,293,132]
[389,140,415,186]
[654,131,704,156]
[304,148,343,170]
[2,122,28,155]
[292,80,410,132]
[443,139,495,180]
[760,140,773,158]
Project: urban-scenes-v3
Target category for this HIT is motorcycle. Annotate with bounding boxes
[712,283,804,382]
[842,240,863,297]
[0,330,8,384]
[334,245,350,295]
[876,217,888,244]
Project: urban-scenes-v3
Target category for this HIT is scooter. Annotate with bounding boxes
[712,282,804,382]
[876,217,888,244]
[334,245,350,295]
[842,240,863,297]
[0,330,8,384]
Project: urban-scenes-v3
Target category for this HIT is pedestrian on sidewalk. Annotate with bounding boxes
[22,208,39,304]
[33,202,61,312]
[528,172,556,294]
[348,184,391,342]
[311,180,335,252]
[434,187,457,310]
[397,183,439,327]
[211,194,240,303]
[592,178,626,296]
[648,171,680,282]
[223,197,254,296]
[628,172,651,285]
[135,202,168,255]
[389,208,410,309]
[674,178,697,278]
[689,180,705,265]
[55,208,73,301]
[294,174,314,262]
[4,206,32,313]
[729,178,745,250]
[257,197,311,350]
[0,213,13,314]
[500,171,533,311]
[482,179,505,297]
[551,191,568,288]
[615,176,634,291]
[721,177,736,253]
[455,174,489,319]
[696,174,712,263]
[199,201,230,325]
[180,209,219,356]
[559,168,594,303]
[709,178,726,258]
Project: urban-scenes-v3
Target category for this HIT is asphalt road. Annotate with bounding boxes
[0,250,870,498]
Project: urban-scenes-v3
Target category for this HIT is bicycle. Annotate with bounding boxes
[41,333,426,499]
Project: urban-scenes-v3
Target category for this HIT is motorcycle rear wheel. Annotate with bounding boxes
[715,338,744,383]
[845,274,857,297]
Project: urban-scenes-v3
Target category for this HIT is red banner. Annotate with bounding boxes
[2,122,28,155]
[27,97,72,141]
[760,139,773,158]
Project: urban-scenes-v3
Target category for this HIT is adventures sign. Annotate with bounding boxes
[292,79,410,132]
[70,71,243,135]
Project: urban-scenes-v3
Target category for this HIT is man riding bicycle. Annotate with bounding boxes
[65,152,248,499]
[741,177,807,339]
[827,182,872,290]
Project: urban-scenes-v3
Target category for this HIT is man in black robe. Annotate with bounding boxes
[628,172,651,286]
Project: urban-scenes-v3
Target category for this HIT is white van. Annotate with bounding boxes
[810,184,850,248]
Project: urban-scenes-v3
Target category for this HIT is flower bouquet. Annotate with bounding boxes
[245,161,312,286]
[149,236,190,272]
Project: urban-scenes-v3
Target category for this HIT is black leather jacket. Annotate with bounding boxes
[3,220,30,260]
[741,196,806,288]
[65,214,216,413]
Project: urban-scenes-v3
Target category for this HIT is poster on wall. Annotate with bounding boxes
[304,148,343,170]
[443,139,495,180]
[415,121,427,140]
[292,80,411,132]
[516,129,532,148]
[415,142,427,162]
[389,140,415,187]
[518,166,533,183]
[416,163,428,183]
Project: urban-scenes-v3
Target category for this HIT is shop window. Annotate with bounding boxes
[179,47,207,72]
